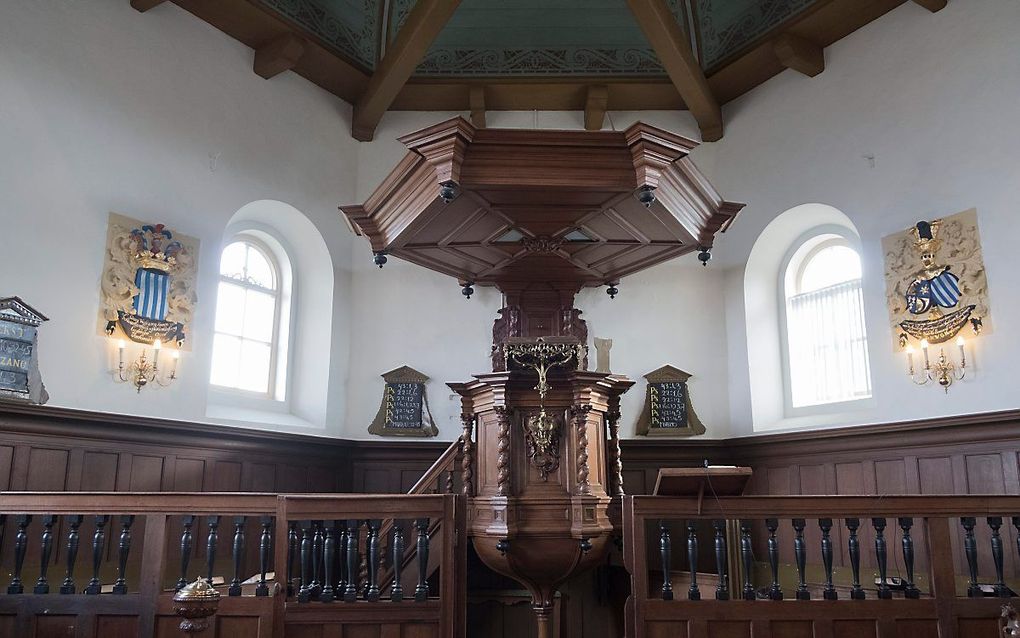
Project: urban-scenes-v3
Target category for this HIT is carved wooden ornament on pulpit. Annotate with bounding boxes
[340,117,744,638]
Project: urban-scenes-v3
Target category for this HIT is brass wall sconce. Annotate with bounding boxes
[905,336,966,392]
[115,338,179,393]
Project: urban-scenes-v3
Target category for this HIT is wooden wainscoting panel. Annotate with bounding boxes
[769,621,812,638]
[707,620,751,637]
[34,615,79,638]
[26,448,69,490]
[832,619,876,637]
[81,451,119,490]
[173,458,207,491]
[210,460,243,491]
[957,617,999,635]
[646,621,688,638]
[0,446,14,490]
[893,619,939,636]
[874,459,907,495]
[129,454,166,491]
[94,615,140,637]
[402,623,439,638]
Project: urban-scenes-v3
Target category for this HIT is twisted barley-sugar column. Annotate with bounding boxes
[494,407,511,496]
[572,404,593,495]
[460,414,474,497]
[606,410,623,496]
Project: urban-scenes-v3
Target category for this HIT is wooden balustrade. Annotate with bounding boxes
[624,495,1020,638]
[0,491,465,638]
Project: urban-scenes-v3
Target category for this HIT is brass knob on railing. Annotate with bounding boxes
[173,577,220,634]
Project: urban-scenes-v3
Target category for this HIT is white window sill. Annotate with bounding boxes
[206,387,323,432]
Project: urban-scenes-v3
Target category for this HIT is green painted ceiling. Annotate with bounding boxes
[257,0,821,76]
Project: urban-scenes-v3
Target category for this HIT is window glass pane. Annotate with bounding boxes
[243,290,276,342]
[220,242,246,279]
[238,340,272,393]
[245,245,276,289]
[214,282,245,336]
[798,245,862,293]
[210,333,241,388]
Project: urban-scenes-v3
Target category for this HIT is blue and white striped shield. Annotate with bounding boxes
[930,268,961,308]
[133,268,170,321]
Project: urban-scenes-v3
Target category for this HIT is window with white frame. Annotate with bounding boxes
[784,238,872,408]
[210,239,283,396]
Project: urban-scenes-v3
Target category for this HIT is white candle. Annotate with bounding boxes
[171,349,180,376]
[956,335,966,365]
[117,339,125,367]
[905,344,915,375]
[153,339,161,369]
[920,339,930,368]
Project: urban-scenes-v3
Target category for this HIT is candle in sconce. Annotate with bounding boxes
[170,349,180,377]
[117,339,126,368]
[153,339,161,368]
[920,339,930,368]
[956,335,966,364]
[905,344,915,374]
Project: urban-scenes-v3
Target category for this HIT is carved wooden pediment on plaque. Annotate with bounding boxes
[368,366,438,437]
[635,365,706,437]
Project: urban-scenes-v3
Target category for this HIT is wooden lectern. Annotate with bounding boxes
[653,466,753,599]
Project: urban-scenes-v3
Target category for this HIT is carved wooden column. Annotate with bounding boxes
[606,409,624,497]
[494,406,512,497]
[460,414,474,497]
[571,404,593,496]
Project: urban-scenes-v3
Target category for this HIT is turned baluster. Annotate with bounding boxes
[287,522,298,597]
[792,518,809,600]
[311,521,324,599]
[460,416,475,497]
[256,516,272,597]
[899,517,920,599]
[961,517,980,597]
[60,515,84,594]
[415,518,430,602]
[846,518,865,600]
[391,521,405,602]
[176,515,195,591]
[819,518,837,600]
[991,514,1007,596]
[766,518,782,600]
[366,519,381,601]
[337,525,348,596]
[85,515,108,595]
[344,519,360,602]
[7,515,31,594]
[659,520,673,601]
[687,520,700,600]
[739,520,754,600]
[873,518,891,599]
[205,516,220,586]
[713,520,729,600]
[298,520,314,603]
[228,516,245,597]
[320,521,336,603]
[112,515,135,595]
[34,515,56,594]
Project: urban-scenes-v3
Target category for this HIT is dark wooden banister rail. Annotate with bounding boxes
[624,495,1020,638]
[0,491,465,638]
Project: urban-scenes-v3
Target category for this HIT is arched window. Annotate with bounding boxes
[783,236,872,408]
[210,239,282,395]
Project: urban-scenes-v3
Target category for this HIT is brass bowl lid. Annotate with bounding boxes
[173,577,221,602]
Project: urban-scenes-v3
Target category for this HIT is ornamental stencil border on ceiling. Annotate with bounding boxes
[257,0,381,70]
[695,0,818,69]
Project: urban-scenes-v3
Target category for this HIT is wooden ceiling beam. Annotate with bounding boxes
[130,0,167,11]
[254,33,306,80]
[584,85,609,131]
[352,0,462,142]
[626,0,723,141]
[772,33,824,77]
[912,0,948,12]
[469,85,486,128]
